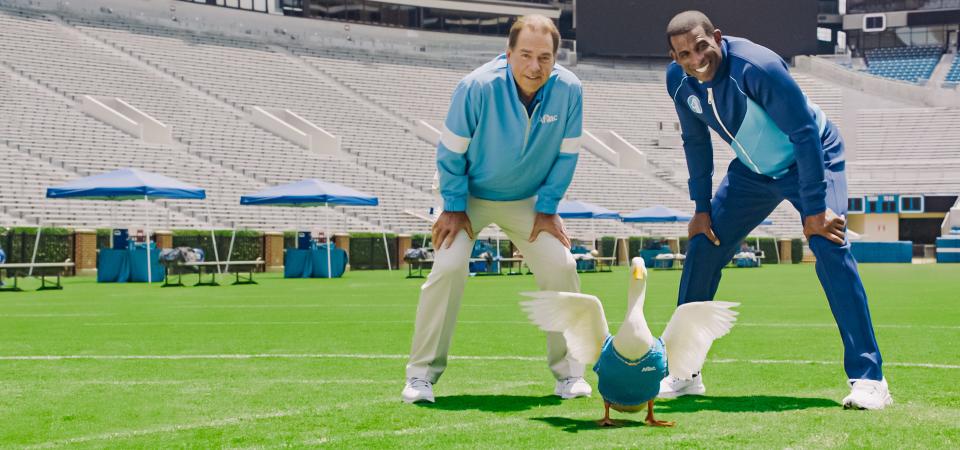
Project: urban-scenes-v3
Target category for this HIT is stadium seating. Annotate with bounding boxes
[863,45,942,83]
[0,9,421,233]
[0,5,956,241]
[944,54,960,84]
[848,106,960,196]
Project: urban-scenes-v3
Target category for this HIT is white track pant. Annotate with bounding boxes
[405,196,583,383]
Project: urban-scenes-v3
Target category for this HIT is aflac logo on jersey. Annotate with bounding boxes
[687,95,703,114]
[540,114,558,124]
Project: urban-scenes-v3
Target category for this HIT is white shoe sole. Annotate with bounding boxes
[402,395,435,404]
[401,387,435,404]
[658,384,706,399]
[555,391,591,400]
[554,386,592,399]
[843,395,892,410]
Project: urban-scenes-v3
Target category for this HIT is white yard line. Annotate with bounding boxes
[26,398,385,449]
[27,383,550,448]
[0,314,114,318]
[26,408,310,449]
[169,304,510,309]
[77,320,960,330]
[1,353,957,369]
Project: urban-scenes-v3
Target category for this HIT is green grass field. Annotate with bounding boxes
[0,263,958,448]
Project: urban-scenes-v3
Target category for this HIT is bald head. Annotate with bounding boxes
[666,10,715,51]
[508,14,560,54]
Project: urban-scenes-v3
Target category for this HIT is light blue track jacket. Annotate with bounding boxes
[437,54,583,215]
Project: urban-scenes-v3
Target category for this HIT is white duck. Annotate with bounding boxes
[521,257,739,427]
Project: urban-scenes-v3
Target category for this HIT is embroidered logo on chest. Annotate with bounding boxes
[540,114,558,124]
[641,366,656,372]
[687,95,703,114]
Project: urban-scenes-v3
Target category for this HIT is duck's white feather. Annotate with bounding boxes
[661,301,740,378]
[520,291,608,365]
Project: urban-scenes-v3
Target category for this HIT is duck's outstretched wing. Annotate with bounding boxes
[520,291,609,366]
[661,301,740,378]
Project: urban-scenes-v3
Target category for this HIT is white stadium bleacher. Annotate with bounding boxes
[0,4,957,240]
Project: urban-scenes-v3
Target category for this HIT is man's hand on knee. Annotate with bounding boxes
[688,212,720,246]
[528,213,571,249]
[432,211,474,249]
[803,208,846,245]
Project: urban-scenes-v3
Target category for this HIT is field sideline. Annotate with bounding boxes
[0,263,957,448]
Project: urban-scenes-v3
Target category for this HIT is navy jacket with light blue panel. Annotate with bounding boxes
[437,54,583,215]
[667,36,845,217]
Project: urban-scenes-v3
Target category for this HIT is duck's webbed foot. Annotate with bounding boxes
[645,400,675,427]
[596,401,621,427]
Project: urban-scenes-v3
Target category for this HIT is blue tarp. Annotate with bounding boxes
[470,241,499,273]
[640,247,673,268]
[97,247,165,282]
[284,245,348,278]
[621,206,692,223]
[851,241,912,263]
[936,237,960,263]
[46,168,205,200]
[557,199,621,220]
[240,179,378,206]
[571,245,596,271]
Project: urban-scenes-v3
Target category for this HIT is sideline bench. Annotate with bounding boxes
[498,257,526,275]
[0,261,75,291]
[595,256,616,272]
[406,257,529,278]
[406,258,434,279]
[163,259,264,287]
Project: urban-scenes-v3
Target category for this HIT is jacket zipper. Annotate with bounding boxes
[707,87,761,173]
[523,102,541,151]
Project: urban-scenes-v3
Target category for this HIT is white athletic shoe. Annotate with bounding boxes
[555,377,592,399]
[401,377,435,404]
[842,378,892,410]
[658,372,706,399]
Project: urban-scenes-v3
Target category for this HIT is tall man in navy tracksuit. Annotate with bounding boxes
[658,11,892,410]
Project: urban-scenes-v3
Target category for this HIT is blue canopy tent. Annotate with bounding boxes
[622,205,772,226]
[557,199,621,220]
[621,205,693,223]
[45,168,206,283]
[240,179,389,278]
[557,199,622,269]
[622,205,776,263]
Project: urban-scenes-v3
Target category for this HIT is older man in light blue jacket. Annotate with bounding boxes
[402,15,589,404]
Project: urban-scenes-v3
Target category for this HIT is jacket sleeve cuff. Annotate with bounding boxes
[694,199,712,214]
[801,198,827,218]
[534,196,560,215]
[443,196,467,212]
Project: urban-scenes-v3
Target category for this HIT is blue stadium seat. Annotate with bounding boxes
[864,45,943,83]
[945,56,960,83]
